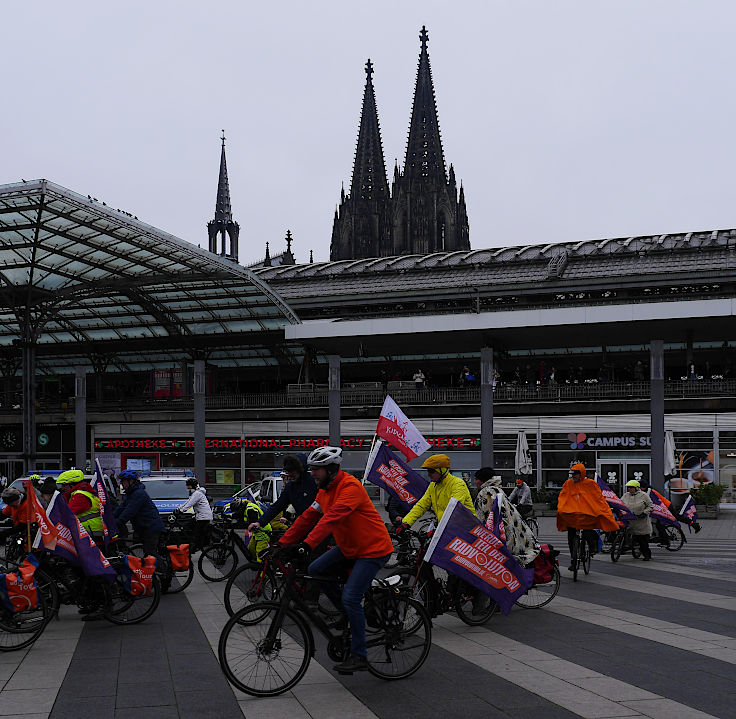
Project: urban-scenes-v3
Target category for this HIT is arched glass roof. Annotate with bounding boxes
[0,180,300,371]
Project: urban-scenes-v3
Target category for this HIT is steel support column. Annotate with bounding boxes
[21,339,37,474]
[480,347,494,469]
[536,428,543,490]
[713,427,720,491]
[650,340,665,492]
[74,366,86,470]
[194,360,206,484]
[328,355,341,447]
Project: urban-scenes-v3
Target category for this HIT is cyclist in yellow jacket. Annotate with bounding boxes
[396,454,475,528]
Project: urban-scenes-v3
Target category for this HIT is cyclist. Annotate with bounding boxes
[232,495,273,562]
[556,463,619,571]
[113,469,165,558]
[279,445,393,675]
[508,477,533,520]
[174,477,212,552]
[248,453,317,532]
[620,480,654,561]
[56,469,105,546]
[395,454,474,528]
[639,477,701,539]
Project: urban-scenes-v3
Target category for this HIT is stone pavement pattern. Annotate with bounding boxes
[0,511,731,718]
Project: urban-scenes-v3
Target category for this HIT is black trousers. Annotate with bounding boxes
[633,533,652,559]
[567,528,598,556]
[193,520,211,552]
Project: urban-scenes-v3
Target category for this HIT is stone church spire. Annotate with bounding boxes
[207,130,240,261]
[330,60,392,260]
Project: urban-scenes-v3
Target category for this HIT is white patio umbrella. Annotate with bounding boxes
[514,431,533,475]
[664,430,677,476]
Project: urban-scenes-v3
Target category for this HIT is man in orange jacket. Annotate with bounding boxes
[556,463,619,571]
[280,445,393,675]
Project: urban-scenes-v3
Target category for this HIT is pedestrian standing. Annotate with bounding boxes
[621,480,654,561]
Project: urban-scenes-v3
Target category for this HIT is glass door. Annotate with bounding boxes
[624,460,650,487]
[597,461,624,493]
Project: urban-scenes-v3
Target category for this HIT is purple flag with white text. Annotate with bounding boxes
[423,498,534,615]
[680,495,698,526]
[595,476,635,522]
[649,491,681,528]
[93,458,118,546]
[365,442,429,513]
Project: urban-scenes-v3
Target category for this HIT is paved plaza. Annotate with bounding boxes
[0,512,732,718]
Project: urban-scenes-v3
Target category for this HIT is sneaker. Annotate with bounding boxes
[693,523,702,534]
[333,654,368,674]
[567,564,574,572]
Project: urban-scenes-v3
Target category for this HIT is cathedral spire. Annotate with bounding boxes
[350,59,389,202]
[207,130,239,261]
[403,26,446,184]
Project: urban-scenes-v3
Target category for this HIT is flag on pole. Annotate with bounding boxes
[649,491,681,528]
[680,494,698,526]
[423,497,534,615]
[595,476,635,522]
[93,459,118,546]
[22,480,59,550]
[364,441,429,513]
[375,396,430,461]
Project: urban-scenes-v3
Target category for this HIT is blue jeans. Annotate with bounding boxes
[308,547,391,658]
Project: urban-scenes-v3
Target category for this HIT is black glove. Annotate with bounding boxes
[173,508,182,517]
[281,541,311,560]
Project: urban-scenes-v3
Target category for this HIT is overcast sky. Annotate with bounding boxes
[3,1,736,265]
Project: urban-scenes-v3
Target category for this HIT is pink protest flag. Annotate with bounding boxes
[375,395,430,461]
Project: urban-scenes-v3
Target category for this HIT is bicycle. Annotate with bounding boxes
[157,514,196,594]
[610,526,641,562]
[515,547,560,609]
[198,519,272,582]
[570,528,592,582]
[652,523,686,552]
[515,504,538,537]
[0,556,52,652]
[388,527,498,625]
[218,548,432,697]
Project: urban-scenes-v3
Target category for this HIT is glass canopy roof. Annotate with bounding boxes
[0,180,301,372]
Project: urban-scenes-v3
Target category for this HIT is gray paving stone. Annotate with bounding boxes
[50,694,115,719]
[116,681,176,709]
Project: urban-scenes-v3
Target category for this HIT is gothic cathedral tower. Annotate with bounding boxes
[330,27,469,261]
[207,131,240,261]
[330,60,392,261]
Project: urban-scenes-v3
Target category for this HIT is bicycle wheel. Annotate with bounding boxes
[166,562,194,594]
[104,575,161,625]
[198,543,238,582]
[224,563,277,618]
[115,540,145,558]
[526,517,539,537]
[572,534,580,582]
[0,590,50,651]
[582,539,591,575]
[664,526,685,552]
[34,569,61,620]
[516,566,560,608]
[610,531,624,562]
[366,593,431,680]
[219,602,312,697]
[454,589,498,625]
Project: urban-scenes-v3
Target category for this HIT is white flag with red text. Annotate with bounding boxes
[376,395,430,461]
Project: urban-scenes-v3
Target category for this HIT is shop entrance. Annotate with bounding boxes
[596,458,650,493]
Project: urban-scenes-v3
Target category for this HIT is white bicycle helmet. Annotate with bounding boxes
[307,446,343,467]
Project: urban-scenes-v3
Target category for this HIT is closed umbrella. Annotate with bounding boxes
[664,430,677,476]
[514,431,533,475]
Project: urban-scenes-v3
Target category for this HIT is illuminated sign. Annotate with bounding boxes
[94,435,482,452]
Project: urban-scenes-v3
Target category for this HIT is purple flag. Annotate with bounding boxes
[423,497,534,615]
[365,442,429,513]
[93,459,118,547]
[34,492,117,580]
[680,495,698,526]
[649,491,681,528]
[595,476,635,522]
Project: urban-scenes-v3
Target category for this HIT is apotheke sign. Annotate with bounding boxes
[94,435,482,452]
[569,432,651,450]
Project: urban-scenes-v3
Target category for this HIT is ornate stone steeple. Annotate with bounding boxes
[391,27,469,254]
[207,131,240,261]
[330,60,392,260]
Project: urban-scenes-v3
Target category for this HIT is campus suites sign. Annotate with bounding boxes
[568,432,651,450]
[94,435,482,452]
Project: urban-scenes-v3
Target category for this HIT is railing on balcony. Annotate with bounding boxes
[8,379,736,415]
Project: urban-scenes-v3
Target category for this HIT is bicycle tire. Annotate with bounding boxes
[219,602,312,697]
[34,568,61,620]
[0,586,51,651]
[526,518,539,537]
[365,594,431,680]
[198,543,238,582]
[664,526,685,552]
[454,590,498,625]
[223,562,277,618]
[166,563,194,594]
[572,534,580,582]
[610,531,624,562]
[104,575,161,625]
[582,539,591,575]
[515,566,560,608]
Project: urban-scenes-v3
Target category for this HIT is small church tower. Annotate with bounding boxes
[207,131,240,261]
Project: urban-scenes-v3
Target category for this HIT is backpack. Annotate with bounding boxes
[531,543,559,585]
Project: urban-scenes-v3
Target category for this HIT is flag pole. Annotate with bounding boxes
[24,480,32,557]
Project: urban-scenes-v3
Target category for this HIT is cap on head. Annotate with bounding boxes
[1,487,23,504]
[626,480,640,488]
[570,462,586,476]
[421,454,451,471]
[39,477,57,495]
[474,466,493,482]
[515,478,523,485]
[57,469,85,485]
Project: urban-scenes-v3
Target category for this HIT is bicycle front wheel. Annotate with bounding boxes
[104,575,161,625]
[454,590,498,625]
[582,540,591,575]
[366,594,431,680]
[0,592,50,651]
[572,534,580,582]
[198,543,238,582]
[610,532,624,562]
[526,518,539,537]
[219,602,312,697]
[664,526,685,551]
[166,562,194,594]
[515,566,560,609]
[223,563,277,618]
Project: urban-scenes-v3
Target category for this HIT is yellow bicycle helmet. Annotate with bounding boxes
[56,469,85,485]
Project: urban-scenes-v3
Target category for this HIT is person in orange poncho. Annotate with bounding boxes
[556,463,619,571]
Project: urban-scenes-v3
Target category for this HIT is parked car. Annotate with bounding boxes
[213,472,284,517]
[140,476,195,518]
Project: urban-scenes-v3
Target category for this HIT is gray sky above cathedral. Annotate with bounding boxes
[3,1,735,265]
